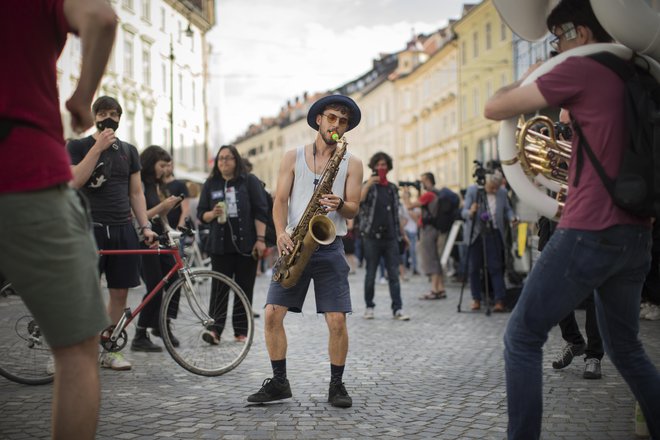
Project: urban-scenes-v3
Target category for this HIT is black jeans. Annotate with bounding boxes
[209,253,257,337]
[137,250,178,329]
[558,292,604,360]
[363,237,402,312]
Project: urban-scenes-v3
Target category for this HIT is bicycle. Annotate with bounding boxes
[0,226,254,385]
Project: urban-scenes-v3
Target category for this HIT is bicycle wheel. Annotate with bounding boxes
[160,270,253,376]
[0,282,54,385]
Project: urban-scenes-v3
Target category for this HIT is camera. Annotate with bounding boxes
[472,160,491,186]
[398,180,421,192]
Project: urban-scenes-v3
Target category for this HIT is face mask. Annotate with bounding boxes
[96,117,119,132]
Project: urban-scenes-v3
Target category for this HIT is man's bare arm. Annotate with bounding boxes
[484,82,548,121]
[273,149,296,254]
[63,0,117,133]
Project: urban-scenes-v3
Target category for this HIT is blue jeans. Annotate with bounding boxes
[468,232,506,301]
[504,226,660,439]
[363,237,402,313]
[403,230,418,272]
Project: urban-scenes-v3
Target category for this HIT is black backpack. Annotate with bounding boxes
[573,52,660,218]
[425,188,459,233]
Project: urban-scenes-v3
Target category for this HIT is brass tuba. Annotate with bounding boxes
[493,0,660,220]
[272,134,347,288]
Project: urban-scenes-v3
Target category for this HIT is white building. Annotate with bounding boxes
[57,0,215,172]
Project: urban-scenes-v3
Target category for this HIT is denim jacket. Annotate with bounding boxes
[358,182,402,241]
[197,173,268,255]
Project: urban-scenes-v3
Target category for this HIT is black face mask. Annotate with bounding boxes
[95,117,119,132]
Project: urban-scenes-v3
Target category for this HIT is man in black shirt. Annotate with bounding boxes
[359,152,409,321]
[68,96,157,371]
[163,161,190,229]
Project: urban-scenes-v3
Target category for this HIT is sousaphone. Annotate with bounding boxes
[493,0,660,219]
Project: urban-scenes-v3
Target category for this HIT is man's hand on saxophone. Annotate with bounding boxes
[277,231,294,256]
[320,193,344,213]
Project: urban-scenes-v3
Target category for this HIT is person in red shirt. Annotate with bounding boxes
[0,1,116,439]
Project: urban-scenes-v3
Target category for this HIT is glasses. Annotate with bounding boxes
[217,156,235,162]
[549,23,577,51]
[322,113,349,127]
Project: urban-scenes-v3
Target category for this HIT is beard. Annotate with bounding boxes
[323,130,338,145]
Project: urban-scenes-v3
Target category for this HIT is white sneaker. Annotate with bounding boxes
[100,352,132,371]
[378,277,387,285]
[393,309,410,321]
[645,305,660,321]
[363,307,375,320]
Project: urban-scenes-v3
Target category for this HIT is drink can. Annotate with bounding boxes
[216,201,227,224]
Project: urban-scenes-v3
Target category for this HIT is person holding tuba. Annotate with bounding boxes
[247,95,363,408]
[485,0,660,438]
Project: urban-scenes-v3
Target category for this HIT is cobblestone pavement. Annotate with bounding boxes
[1,267,659,439]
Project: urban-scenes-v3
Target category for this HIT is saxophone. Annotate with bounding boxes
[272,133,348,288]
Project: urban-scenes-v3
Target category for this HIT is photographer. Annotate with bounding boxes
[461,169,517,312]
[359,152,410,321]
[403,172,458,300]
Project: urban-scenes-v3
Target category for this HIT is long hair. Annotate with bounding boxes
[140,145,172,185]
[210,145,247,180]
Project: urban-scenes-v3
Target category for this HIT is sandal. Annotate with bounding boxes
[419,291,447,300]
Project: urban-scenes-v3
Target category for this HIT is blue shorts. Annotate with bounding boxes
[94,222,141,289]
[266,238,351,313]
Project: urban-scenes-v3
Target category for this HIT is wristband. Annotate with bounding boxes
[139,221,152,231]
[256,237,265,242]
[337,198,345,210]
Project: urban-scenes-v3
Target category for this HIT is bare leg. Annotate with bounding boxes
[325,312,348,365]
[107,288,128,323]
[264,304,288,360]
[432,273,445,292]
[51,335,101,440]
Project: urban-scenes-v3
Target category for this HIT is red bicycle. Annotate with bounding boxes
[0,227,253,385]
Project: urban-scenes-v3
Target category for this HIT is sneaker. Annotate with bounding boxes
[552,342,586,369]
[247,378,292,403]
[393,309,410,321]
[202,329,220,346]
[583,358,602,379]
[378,277,387,285]
[131,330,163,352]
[644,304,660,321]
[363,307,375,320]
[328,381,352,408]
[100,352,132,371]
[234,335,247,343]
[151,319,180,347]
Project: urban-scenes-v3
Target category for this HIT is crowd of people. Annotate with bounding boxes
[1,0,658,438]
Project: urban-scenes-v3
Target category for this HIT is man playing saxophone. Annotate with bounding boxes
[485,0,660,438]
[247,94,363,408]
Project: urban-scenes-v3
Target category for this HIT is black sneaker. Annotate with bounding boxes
[552,342,586,369]
[247,378,292,403]
[151,320,180,348]
[328,381,352,408]
[131,331,163,352]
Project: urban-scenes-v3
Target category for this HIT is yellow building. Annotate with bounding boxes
[454,0,514,187]
[395,27,459,191]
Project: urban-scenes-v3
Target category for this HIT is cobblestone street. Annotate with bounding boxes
[1,268,659,439]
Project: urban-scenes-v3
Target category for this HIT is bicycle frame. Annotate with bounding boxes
[98,233,212,351]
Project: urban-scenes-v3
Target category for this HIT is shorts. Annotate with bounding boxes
[94,222,141,289]
[0,185,110,348]
[266,238,351,313]
[419,226,447,275]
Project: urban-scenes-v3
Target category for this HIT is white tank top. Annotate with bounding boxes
[287,145,350,237]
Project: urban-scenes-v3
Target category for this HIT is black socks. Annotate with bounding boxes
[271,359,287,383]
[330,364,345,384]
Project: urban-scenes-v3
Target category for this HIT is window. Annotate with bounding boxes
[143,116,152,147]
[123,32,134,79]
[191,82,196,109]
[125,112,135,144]
[461,41,467,65]
[160,7,166,31]
[161,62,167,94]
[178,73,183,102]
[122,0,133,10]
[485,23,492,50]
[142,42,151,85]
[461,94,467,122]
[472,31,479,58]
[501,22,507,41]
[473,87,480,117]
[141,0,150,22]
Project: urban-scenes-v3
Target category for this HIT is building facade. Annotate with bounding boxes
[56,0,215,171]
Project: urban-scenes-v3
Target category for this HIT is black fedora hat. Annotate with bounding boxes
[307,94,361,132]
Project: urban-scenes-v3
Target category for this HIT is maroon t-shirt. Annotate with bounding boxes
[536,56,650,230]
[0,0,73,193]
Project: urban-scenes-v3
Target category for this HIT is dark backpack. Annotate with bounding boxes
[263,190,277,247]
[573,52,660,218]
[425,188,459,232]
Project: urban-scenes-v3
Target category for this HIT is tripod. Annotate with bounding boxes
[457,184,494,316]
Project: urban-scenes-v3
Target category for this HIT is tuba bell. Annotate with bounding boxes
[493,0,660,219]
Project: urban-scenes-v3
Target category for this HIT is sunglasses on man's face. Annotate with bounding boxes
[322,113,349,127]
